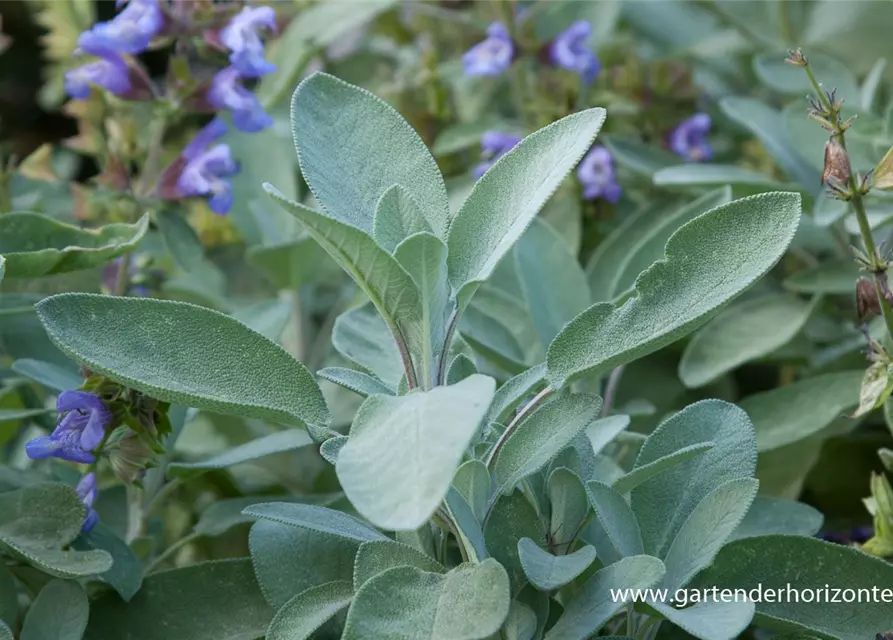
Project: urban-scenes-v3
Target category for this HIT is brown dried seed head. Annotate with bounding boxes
[823,139,852,185]
[857,277,881,321]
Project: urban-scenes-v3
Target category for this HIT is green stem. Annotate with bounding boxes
[143,477,181,518]
[601,366,625,417]
[485,386,553,469]
[436,309,460,386]
[145,531,201,574]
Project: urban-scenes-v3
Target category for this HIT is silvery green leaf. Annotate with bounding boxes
[586,481,644,558]
[544,556,665,640]
[514,218,590,346]
[648,600,754,640]
[447,108,606,308]
[484,490,546,592]
[860,58,887,111]
[341,561,510,640]
[0,562,15,629]
[585,414,630,457]
[517,538,597,591]
[446,353,478,385]
[0,622,9,640]
[692,535,893,640]
[244,503,387,543]
[36,294,329,429]
[194,494,342,538]
[679,294,817,388]
[374,186,433,253]
[265,186,424,371]
[168,429,314,479]
[547,467,589,546]
[483,364,546,427]
[336,375,495,530]
[353,540,444,590]
[730,496,823,541]
[20,580,88,640]
[250,521,358,609]
[611,442,714,495]
[453,460,491,523]
[231,299,293,343]
[739,371,862,452]
[783,258,860,294]
[631,400,756,558]
[319,436,348,465]
[246,235,330,291]
[156,208,204,272]
[652,164,783,189]
[547,193,801,387]
[73,523,143,601]
[84,559,272,640]
[266,581,353,640]
[445,487,487,563]
[332,303,404,390]
[0,212,148,278]
[602,135,680,178]
[491,393,602,495]
[393,232,450,387]
[10,359,81,393]
[658,477,758,590]
[317,367,394,398]
[502,601,537,640]
[290,72,449,238]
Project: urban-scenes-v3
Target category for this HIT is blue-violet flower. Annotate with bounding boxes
[669,113,712,162]
[177,118,240,214]
[76,472,100,533]
[548,20,601,84]
[64,49,131,99]
[25,391,113,464]
[463,22,514,77]
[78,0,163,55]
[473,130,522,178]
[220,6,277,78]
[208,66,273,132]
[577,146,621,203]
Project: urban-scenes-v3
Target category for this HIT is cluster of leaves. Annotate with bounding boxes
[3,1,893,639]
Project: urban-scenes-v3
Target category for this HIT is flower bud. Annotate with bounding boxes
[857,277,881,321]
[823,139,851,186]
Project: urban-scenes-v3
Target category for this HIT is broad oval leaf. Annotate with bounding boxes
[0,212,148,278]
[611,442,714,495]
[374,185,432,253]
[648,600,754,640]
[317,367,394,398]
[342,560,510,640]
[244,502,387,543]
[783,258,860,294]
[517,538,597,591]
[492,393,602,495]
[447,108,606,306]
[730,495,824,541]
[336,375,495,530]
[332,303,404,390]
[453,460,491,523]
[84,559,272,640]
[679,294,816,388]
[482,363,546,427]
[587,481,644,558]
[73,523,143,601]
[547,467,589,544]
[693,535,893,640]
[290,72,450,237]
[266,581,353,640]
[20,580,89,640]
[35,294,329,429]
[547,192,801,387]
[353,540,444,590]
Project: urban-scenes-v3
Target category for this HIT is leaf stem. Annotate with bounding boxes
[145,531,201,574]
[485,385,553,468]
[601,366,625,417]
[436,309,460,386]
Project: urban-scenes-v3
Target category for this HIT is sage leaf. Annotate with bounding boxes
[317,367,394,398]
[586,481,644,558]
[194,494,341,538]
[652,164,783,189]
[373,185,433,253]
[0,563,15,629]
[631,400,756,557]
[445,487,487,563]
[730,496,823,541]
[20,580,89,640]
[547,467,589,545]
[517,539,597,591]
[0,212,148,278]
[585,414,630,456]
[602,135,679,177]
[336,375,495,530]
[446,354,477,385]
[319,436,347,465]
[544,555,665,640]
[244,503,387,543]
[341,560,510,640]
[156,208,204,272]
[484,490,546,592]
[73,523,143,601]
[447,108,606,308]
[84,559,273,640]
[482,363,546,427]
[231,299,293,343]
[692,535,893,640]
[168,429,314,479]
[659,477,758,590]
[783,258,860,294]
[679,294,817,388]
[332,303,404,390]
[246,235,330,290]
[290,72,449,237]
[353,540,444,590]
[453,460,491,523]
[0,622,9,640]
[753,52,858,99]
[547,193,801,387]
[647,600,754,640]
[266,581,353,640]
[11,359,82,392]
[611,441,714,495]
[35,294,330,429]
[502,601,537,640]
[492,393,602,495]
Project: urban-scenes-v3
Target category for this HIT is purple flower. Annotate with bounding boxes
[25,391,113,464]
[220,6,277,78]
[473,130,522,178]
[577,146,621,203]
[208,67,273,133]
[463,22,514,77]
[76,472,100,533]
[64,50,131,99]
[669,113,712,162]
[176,119,240,214]
[548,20,601,84]
[78,0,163,55]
